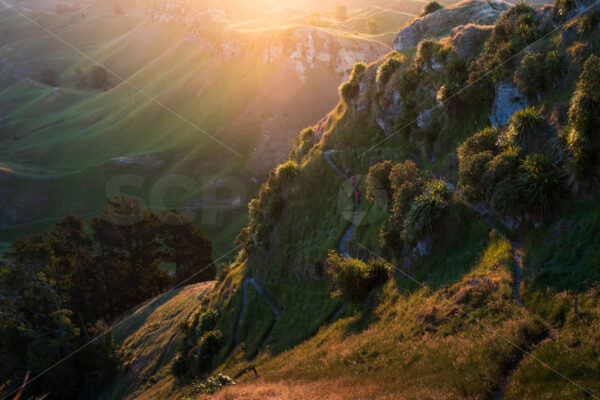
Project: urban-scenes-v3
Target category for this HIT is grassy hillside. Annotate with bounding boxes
[101,281,214,400]
[175,1,600,398]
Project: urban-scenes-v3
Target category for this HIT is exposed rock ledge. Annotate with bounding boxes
[393,0,511,51]
[490,81,529,126]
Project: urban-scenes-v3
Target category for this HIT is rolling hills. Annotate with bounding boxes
[0,0,396,256]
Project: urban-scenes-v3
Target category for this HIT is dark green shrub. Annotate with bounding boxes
[420,0,443,16]
[380,161,422,251]
[277,160,299,181]
[471,3,541,84]
[457,127,499,162]
[245,168,288,249]
[459,150,494,202]
[216,263,231,283]
[40,67,59,86]
[514,53,548,96]
[545,49,564,77]
[554,0,576,19]
[566,55,600,180]
[403,179,450,243]
[195,330,223,370]
[366,160,394,206]
[578,11,600,34]
[389,160,419,190]
[483,150,525,216]
[173,306,222,377]
[326,251,390,303]
[489,175,526,217]
[520,154,566,219]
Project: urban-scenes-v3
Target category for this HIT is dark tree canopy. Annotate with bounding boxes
[0,195,214,399]
[40,67,60,86]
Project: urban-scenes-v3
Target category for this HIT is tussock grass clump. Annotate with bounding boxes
[565,55,600,181]
[376,57,402,89]
[501,107,545,149]
[403,179,451,243]
[520,154,567,219]
[289,127,316,163]
[339,62,367,104]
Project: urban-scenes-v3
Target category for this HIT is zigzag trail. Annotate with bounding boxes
[323,149,362,322]
[444,184,559,399]
[233,278,280,358]
[230,150,359,358]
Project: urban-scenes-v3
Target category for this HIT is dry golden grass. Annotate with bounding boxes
[213,236,536,399]
[200,378,457,400]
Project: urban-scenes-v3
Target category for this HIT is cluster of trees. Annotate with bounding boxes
[395,39,468,149]
[468,3,545,99]
[236,161,299,251]
[459,54,600,222]
[514,50,563,98]
[172,305,223,378]
[458,107,567,221]
[40,68,60,87]
[366,160,451,253]
[0,195,214,398]
[325,251,390,303]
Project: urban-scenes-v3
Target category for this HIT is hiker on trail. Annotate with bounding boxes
[350,176,356,185]
[355,191,361,201]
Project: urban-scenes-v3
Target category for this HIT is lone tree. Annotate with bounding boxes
[113,4,125,15]
[335,5,348,21]
[160,209,215,285]
[90,65,109,90]
[366,18,380,34]
[40,67,59,87]
[421,1,444,16]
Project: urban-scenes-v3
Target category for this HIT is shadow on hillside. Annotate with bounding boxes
[112,286,185,344]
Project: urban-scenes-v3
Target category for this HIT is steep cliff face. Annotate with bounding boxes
[393,0,510,51]
[149,1,391,84]
[441,23,494,60]
[490,81,529,126]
